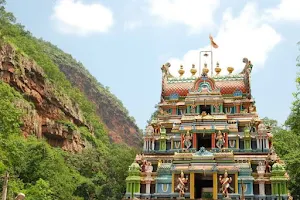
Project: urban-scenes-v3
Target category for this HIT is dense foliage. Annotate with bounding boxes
[0,1,138,199]
[272,43,300,197]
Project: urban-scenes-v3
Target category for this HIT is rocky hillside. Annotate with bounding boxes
[38,40,142,147]
[0,2,141,199]
[0,30,142,150]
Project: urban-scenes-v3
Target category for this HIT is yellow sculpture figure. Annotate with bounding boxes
[219,170,233,198]
[158,160,162,168]
[176,170,188,197]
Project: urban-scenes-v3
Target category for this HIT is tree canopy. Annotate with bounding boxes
[272,42,300,197]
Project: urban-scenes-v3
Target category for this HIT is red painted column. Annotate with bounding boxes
[193,133,197,149]
[211,133,215,148]
[172,106,176,115]
[236,105,240,113]
[181,134,184,149]
[224,132,228,148]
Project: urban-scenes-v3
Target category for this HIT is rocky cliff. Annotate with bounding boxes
[58,64,142,147]
[0,44,86,152]
[38,41,142,148]
[0,41,141,151]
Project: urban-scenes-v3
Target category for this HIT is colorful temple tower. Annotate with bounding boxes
[124,54,289,200]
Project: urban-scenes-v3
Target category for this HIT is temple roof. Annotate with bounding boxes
[163,74,248,97]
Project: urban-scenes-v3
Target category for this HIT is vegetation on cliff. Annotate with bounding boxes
[0,1,139,199]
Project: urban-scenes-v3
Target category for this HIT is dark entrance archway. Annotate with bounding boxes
[195,174,213,199]
[197,134,211,151]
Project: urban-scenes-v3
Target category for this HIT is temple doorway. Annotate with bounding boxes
[200,105,211,115]
[197,134,211,150]
[195,174,213,199]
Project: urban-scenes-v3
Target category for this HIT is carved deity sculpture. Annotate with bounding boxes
[240,58,253,74]
[158,160,162,168]
[161,63,173,78]
[216,130,225,149]
[145,161,153,173]
[265,154,272,173]
[219,170,233,198]
[249,118,256,133]
[184,131,192,150]
[191,105,196,114]
[214,103,220,113]
[176,170,188,197]
[249,104,256,113]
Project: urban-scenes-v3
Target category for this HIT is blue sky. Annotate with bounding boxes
[6,0,300,129]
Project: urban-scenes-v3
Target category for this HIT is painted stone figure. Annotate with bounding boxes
[184,131,192,150]
[216,130,225,149]
[219,170,233,198]
[176,170,188,198]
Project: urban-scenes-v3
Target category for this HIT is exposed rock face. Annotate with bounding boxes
[0,44,85,152]
[58,65,142,148]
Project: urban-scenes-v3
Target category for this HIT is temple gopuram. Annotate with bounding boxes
[124,53,290,200]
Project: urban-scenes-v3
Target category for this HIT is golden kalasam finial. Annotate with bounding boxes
[178,65,185,77]
[202,63,209,75]
[227,67,234,74]
[215,62,221,75]
[190,64,197,76]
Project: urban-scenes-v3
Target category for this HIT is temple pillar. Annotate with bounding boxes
[236,104,240,113]
[225,132,228,148]
[259,182,265,195]
[181,134,184,149]
[213,172,218,200]
[143,139,147,151]
[160,139,166,151]
[152,139,155,150]
[171,139,173,150]
[220,104,223,113]
[265,138,269,149]
[236,137,239,149]
[146,181,151,194]
[172,173,175,193]
[211,133,216,148]
[172,107,176,115]
[193,133,197,149]
[235,172,238,193]
[190,172,195,199]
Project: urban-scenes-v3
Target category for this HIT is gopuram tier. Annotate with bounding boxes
[124,56,289,200]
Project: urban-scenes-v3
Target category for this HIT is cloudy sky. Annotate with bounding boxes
[6,0,300,129]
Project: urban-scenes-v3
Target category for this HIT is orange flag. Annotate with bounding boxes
[209,34,219,48]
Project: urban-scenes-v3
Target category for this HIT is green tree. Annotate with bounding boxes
[272,42,300,197]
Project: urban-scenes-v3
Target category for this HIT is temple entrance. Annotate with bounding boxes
[197,134,211,150]
[195,174,213,199]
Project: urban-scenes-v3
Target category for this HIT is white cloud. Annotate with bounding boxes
[124,21,142,31]
[51,0,113,36]
[167,3,282,77]
[264,0,300,21]
[148,0,219,34]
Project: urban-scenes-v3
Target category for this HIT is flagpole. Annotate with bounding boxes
[209,34,214,76]
[211,44,213,77]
